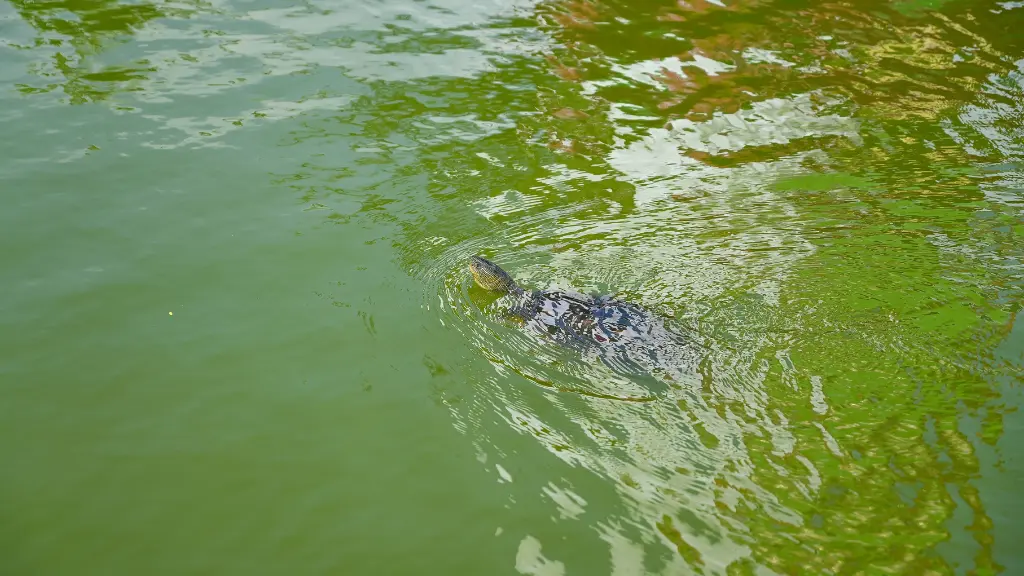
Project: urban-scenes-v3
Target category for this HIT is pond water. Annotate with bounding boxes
[1,0,1022,573]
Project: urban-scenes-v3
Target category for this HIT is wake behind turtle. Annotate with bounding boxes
[469,255,699,384]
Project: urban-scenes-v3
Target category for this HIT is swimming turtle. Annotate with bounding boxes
[468,255,698,382]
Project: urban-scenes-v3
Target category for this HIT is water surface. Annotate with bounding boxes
[1,0,1022,573]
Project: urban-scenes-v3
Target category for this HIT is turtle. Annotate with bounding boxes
[468,255,698,383]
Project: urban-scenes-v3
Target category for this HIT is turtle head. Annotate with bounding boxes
[469,255,519,294]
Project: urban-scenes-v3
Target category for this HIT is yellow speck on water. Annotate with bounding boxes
[169,311,173,316]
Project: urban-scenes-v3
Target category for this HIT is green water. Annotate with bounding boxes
[1,0,1022,572]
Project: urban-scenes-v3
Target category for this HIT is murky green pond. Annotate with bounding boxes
[2,0,1023,572]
